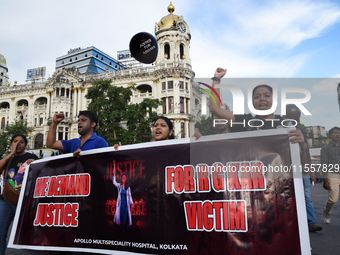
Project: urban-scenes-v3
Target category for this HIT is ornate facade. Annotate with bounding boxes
[0,3,204,149]
[0,54,9,87]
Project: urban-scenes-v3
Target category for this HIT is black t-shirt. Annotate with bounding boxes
[230,114,290,133]
[7,153,39,175]
[1,152,38,200]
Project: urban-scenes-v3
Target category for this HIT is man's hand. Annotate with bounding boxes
[53,113,65,124]
[114,142,121,150]
[323,178,330,190]
[73,148,82,158]
[214,68,227,79]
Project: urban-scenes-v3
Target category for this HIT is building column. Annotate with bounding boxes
[73,88,78,118]
[187,98,190,114]
[166,97,169,114]
[10,98,15,124]
[81,88,86,110]
[77,88,82,113]
[27,95,34,126]
[186,121,190,138]
[46,92,51,118]
[174,120,180,138]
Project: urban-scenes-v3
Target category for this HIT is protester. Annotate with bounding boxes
[112,116,173,239]
[113,172,134,237]
[0,134,38,255]
[46,111,108,255]
[209,67,306,163]
[206,68,311,250]
[114,116,174,150]
[47,111,108,156]
[151,116,174,141]
[321,126,340,224]
[284,104,322,232]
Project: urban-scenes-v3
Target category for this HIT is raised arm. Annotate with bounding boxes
[46,113,65,150]
[209,68,235,123]
[113,174,120,188]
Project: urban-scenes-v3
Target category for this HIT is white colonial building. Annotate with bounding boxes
[0,3,205,149]
[0,54,9,87]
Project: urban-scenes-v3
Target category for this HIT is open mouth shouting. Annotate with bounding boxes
[258,102,268,110]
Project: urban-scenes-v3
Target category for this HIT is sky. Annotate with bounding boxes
[1,0,340,130]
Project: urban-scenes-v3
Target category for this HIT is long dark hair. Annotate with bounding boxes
[152,116,174,139]
[120,173,130,189]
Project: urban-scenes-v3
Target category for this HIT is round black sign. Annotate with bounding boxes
[129,32,158,64]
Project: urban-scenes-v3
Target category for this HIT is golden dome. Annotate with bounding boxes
[158,2,179,29]
[0,54,7,66]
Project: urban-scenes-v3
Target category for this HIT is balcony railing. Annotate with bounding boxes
[34,104,47,109]
[0,82,47,92]
[0,108,10,113]
[16,106,28,111]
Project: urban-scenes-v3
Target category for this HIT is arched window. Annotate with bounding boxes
[180,97,184,113]
[168,97,174,113]
[164,44,170,59]
[180,44,185,59]
[0,102,10,109]
[35,134,44,148]
[1,117,5,129]
[39,113,43,126]
[162,98,166,114]
[181,122,185,138]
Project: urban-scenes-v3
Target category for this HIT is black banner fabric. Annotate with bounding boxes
[9,130,309,254]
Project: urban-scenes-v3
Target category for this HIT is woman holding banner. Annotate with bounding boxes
[0,134,38,255]
[207,68,309,252]
[208,68,306,158]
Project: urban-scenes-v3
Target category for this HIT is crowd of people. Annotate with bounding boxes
[0,68,339,254]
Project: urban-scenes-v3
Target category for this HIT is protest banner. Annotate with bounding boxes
[9,128,310,254]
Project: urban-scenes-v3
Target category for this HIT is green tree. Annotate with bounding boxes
[85,80,161,146]
[194,115,217,136]
[297,123,308,141]
[0,121,34,158]
[195,104,230,136]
